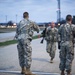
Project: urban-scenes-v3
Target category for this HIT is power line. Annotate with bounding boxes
[16,14,17,23]
[5,15,7,23]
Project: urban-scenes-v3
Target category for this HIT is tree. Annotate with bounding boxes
[7,21,14,26]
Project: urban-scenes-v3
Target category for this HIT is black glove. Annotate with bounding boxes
[58,41,61,49]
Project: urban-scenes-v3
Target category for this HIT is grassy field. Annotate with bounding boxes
[0,35,42,47]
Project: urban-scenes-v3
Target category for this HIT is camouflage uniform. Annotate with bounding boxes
[15,19,39,69]
[45,26,58,60]
[58,23,75,72]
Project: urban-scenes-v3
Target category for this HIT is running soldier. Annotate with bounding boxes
[58,15,75,75]
[45,22,58,63]
[15,12,39,75]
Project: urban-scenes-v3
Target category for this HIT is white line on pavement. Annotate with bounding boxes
[0,70,60,75]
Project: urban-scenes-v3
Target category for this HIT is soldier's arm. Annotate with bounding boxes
[55,28,58,41]
[45,28,50,41]
[55,28,58,34]
[33,22,40,33]
[45,34,49,41]
[57,27,62,49]
[72,24,75,38]
[72,24,75,31]
[58,25,63,35]
[14,26,19,39]
[58,25,63,42]
[14,22,21,39]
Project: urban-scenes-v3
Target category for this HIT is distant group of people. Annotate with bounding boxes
[15,11,75,75]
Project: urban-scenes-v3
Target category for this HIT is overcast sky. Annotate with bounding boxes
[0,0,75,23]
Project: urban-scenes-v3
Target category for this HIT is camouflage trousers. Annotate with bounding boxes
[17,39,32,68]
[59,41,74,72]
[46,41,56,59]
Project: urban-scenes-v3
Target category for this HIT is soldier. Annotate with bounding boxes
[58,15,75,75]
[45,22,58,63]
[15,12,39,75]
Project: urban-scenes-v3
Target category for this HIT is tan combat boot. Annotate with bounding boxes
[50,58,53,63]
[67,70,71,75]
[21,67,26,74]
[25,68,36,75]
[61,70,65,75]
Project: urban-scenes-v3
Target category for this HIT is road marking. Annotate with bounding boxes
[0,70,60,75]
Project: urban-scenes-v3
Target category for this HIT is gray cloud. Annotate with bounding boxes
[0,0,75,23]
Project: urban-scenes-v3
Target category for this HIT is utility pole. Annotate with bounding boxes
[5,15,7,23]
[57,0,61,23]
[16,14,17,23]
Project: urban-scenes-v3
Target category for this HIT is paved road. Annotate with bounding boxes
[0,38,75,75]
[0,32,15,42]
[0,31,42,42]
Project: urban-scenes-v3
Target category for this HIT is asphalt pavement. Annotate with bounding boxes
[0,38,75,75]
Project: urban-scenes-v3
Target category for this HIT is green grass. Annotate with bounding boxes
[0,32,6,33]
[0,40,17,46]
[0,35,42,47]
